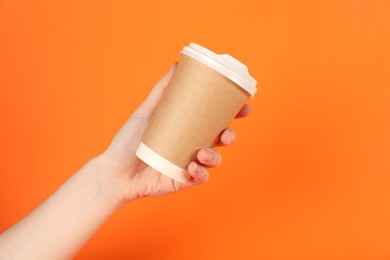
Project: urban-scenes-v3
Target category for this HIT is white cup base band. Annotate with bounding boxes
[136,142,191,183]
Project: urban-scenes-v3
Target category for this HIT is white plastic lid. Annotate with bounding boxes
[180,43,257,97]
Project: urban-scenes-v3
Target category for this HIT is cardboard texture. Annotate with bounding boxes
[141,55,249,170]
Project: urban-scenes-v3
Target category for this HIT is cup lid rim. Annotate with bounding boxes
[180,42,257,97]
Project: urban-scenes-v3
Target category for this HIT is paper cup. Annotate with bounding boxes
[136,43,257,183]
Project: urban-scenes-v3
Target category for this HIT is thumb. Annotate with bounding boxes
[137,62,177,118]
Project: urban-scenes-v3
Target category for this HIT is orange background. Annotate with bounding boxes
[1,0,390,259]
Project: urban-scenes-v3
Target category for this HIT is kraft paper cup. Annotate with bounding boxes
[136,43,257,183]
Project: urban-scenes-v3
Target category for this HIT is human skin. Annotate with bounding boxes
[0,63,251,259]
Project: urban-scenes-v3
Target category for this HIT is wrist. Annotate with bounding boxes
[86,154,129,209]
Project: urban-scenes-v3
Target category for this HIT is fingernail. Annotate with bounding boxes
[195,164,204,175]
[192,162,198,174]
[204,149,214,161]
[230,130,235,144]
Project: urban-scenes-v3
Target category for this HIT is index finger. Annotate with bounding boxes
[235,104,251,119]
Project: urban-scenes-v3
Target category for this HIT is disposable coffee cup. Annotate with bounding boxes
[136,43,257,183]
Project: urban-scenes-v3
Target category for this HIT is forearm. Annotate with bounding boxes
[0,155,122,260]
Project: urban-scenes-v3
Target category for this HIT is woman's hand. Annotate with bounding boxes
[0,62,251,260]
[100,62,251,205]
